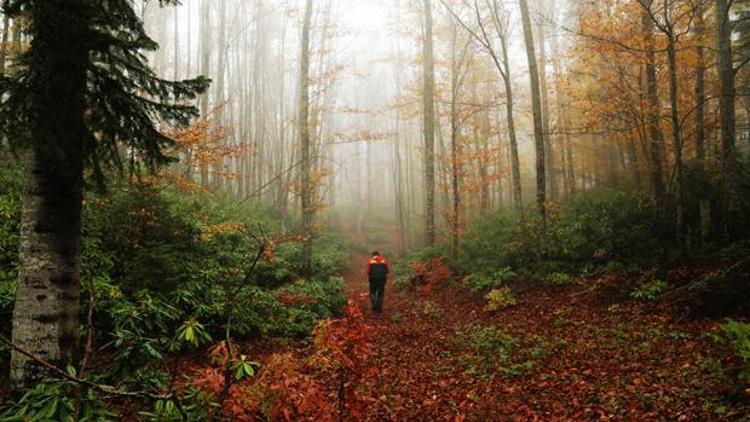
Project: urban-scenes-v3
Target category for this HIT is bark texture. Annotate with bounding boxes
[10,0,87,386]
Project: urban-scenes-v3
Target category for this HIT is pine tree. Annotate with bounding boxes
[0,0,209,386]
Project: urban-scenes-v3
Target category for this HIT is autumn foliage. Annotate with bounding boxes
[188,301,372,421]
[410,257,453,296]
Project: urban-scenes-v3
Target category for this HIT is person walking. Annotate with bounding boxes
[367,251,390,313]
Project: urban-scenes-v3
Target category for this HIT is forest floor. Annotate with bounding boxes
[317,249,746,421]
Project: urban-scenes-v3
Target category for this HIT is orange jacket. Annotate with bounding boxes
[367,255,391,275]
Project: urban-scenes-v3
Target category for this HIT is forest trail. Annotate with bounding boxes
[340,249,485,420]
[332,244,736,420]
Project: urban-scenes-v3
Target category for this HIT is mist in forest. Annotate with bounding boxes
[4,0,750,417]
[138,0,582,250]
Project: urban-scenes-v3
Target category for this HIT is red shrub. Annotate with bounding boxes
[410,257,453,296]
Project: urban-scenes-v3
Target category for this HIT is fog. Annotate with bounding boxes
[139,0,576,250]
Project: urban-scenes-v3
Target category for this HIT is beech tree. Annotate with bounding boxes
[0,0,208,386]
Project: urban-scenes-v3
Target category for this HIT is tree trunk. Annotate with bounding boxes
[695,9,711,245]
[666,31,685,251]
[10,0,88,386]
[449,30,462,262]
[11,151,84,387]
[476,114,490,215]
[276,16,289,214]
[186,0,191,77]
[716,0,738,235]
[502,52,523,218]
[173,5,179,81]
[519,0,547,230]
[299,0,313,276]
[393,24,408,255]
[422,0,437,246]
[199,0,211,186]
[535,11,556,202]
[0,1,9,77]
[642,5,667,201]
[213,0,227,190]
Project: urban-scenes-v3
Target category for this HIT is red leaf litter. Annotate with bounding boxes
[186,250,745,421]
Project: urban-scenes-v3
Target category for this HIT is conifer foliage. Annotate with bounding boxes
[0,0,208,386]
[0,0,210,180]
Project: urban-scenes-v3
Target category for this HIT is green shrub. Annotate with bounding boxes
[455,211,530,275]
[0,168,349,410]
[547,272,575,286]
[550,189,664,267]
[483,287,517,313]
[720,320,750,387]
[0,375,114,421]
[83,184,207,295]
[275,232,349,279]
[464,267,517,292]
[392,275,413,292]
[450,324,517,377]
[630,279,668,301]
[0,161,22,349]
[418,300,444,319]
[456,189,666,279]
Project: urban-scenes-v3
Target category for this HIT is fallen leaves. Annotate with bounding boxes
[188,251,747,421]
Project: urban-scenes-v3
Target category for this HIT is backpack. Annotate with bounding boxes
[370,262,388,278]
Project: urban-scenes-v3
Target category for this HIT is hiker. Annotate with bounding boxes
[367,251,391,313]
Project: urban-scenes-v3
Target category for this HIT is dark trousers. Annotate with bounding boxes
[369,276,386,312]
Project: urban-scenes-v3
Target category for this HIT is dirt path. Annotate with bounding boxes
[341,251,492,420]
[335,248,740,421]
